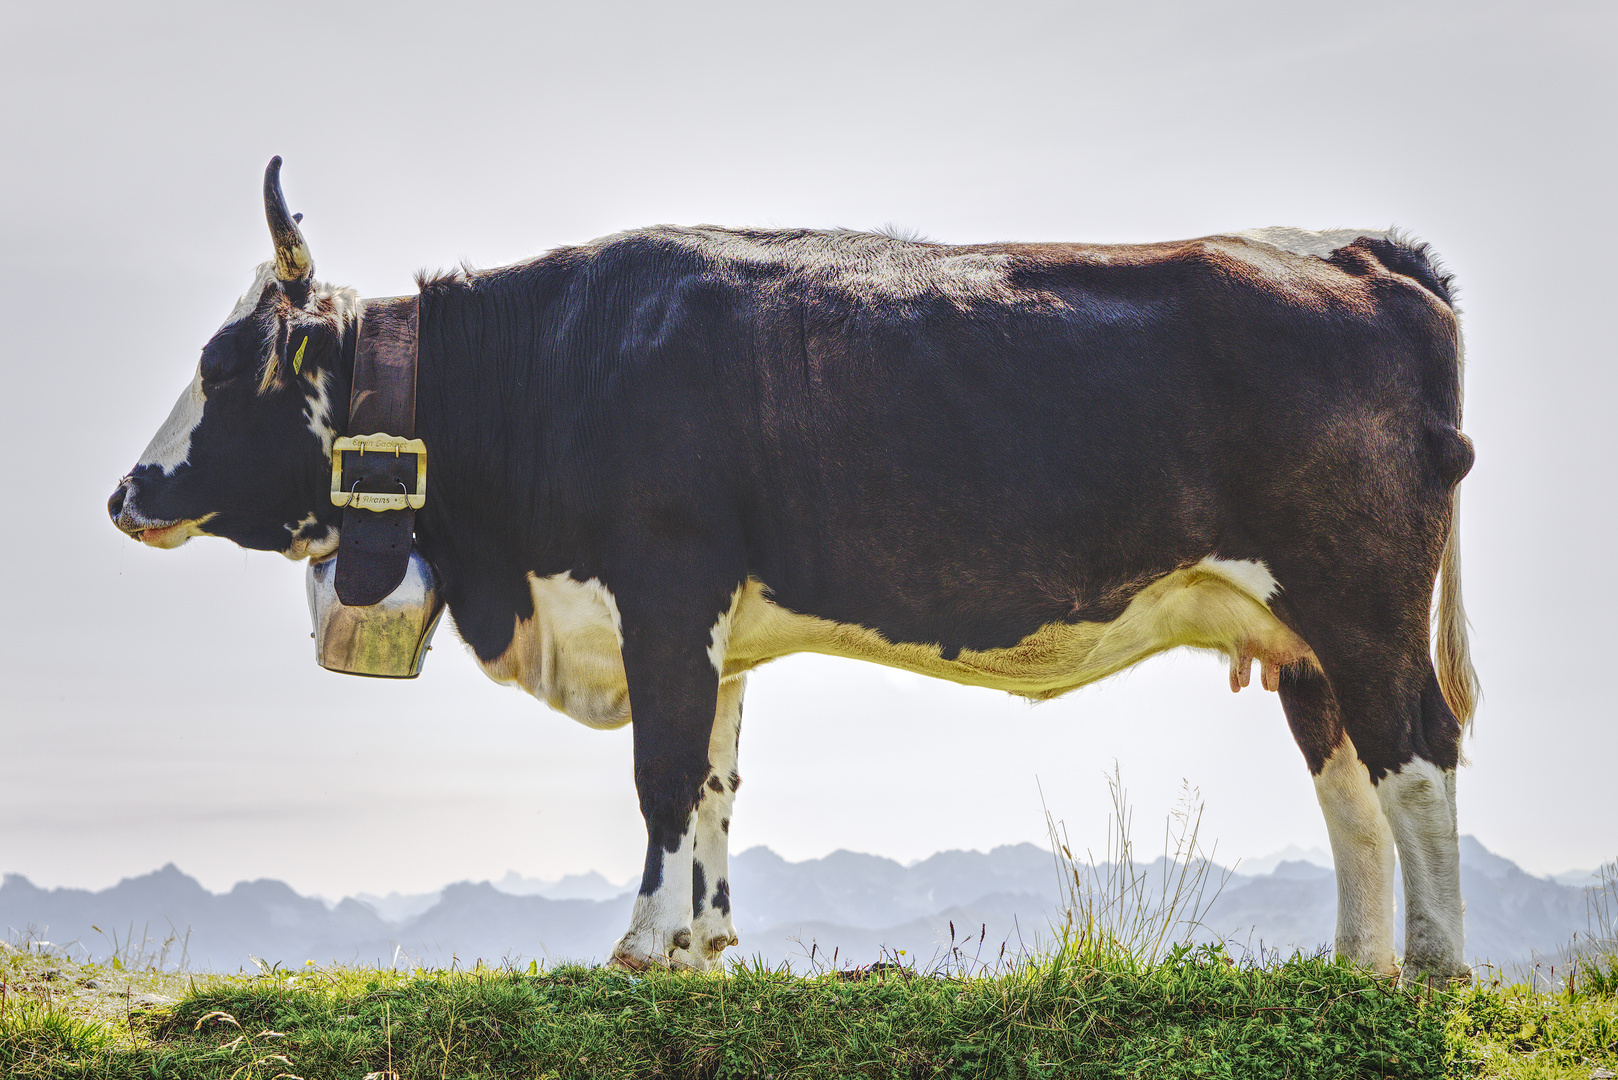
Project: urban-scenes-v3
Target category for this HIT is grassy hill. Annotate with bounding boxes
[5,936,1616,1079]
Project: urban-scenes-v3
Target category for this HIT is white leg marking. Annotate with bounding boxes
[1377,758,1468,982]
[1314,736,1397,975]
[612,814,702,970]
[691,676,744,963]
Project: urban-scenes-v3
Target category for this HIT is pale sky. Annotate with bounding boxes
[2,0,1613,899]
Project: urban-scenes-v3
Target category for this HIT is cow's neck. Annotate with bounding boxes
[357,281,578,661]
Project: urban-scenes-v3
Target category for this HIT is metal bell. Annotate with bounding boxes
[306,546,445,678]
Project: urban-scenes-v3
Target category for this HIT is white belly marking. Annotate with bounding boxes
[481,557,1314,722]
[720,556,1312,698]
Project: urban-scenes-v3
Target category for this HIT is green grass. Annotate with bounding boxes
[1445,962,1618,1079]
[6,933,1617,1080]
[5,808,1609,1077]
[3,941,1474,1079]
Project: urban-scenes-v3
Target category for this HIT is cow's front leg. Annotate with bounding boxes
[609,577,736,972]
[691,675,744,965]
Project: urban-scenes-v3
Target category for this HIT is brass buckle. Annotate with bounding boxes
[329,433,427,511]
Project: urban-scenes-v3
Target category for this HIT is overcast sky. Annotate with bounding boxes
[1,0,1612,900]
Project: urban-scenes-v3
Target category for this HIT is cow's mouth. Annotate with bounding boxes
[109,478,216,548]
[137,520,203,548]
[115,507,216,549]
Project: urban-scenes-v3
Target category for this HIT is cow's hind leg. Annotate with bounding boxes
[1280,631,1468,984]
[689,676,744,965]
[1375,671,1468,985]
[1280,666,1398,975]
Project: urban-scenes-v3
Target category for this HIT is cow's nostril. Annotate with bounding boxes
[107,483,128,522]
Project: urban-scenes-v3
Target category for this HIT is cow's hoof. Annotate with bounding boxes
[611,928,713,973]
[610,946,701,972]
[669,944,717,972]
[608,950,653,973]
[704,932,739,959]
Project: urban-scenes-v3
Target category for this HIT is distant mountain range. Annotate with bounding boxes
[2,837,1607,974]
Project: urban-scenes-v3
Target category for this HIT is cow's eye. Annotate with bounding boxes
[198,344,234,385]
[198,323,265,386]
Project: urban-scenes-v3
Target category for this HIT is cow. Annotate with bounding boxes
[110,158,1478,984]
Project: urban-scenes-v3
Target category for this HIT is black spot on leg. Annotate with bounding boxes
[720,817,729,834]
[712,878,730,916]
[692,862,707,916]
[728,770,741,793]
[707,776,724,794]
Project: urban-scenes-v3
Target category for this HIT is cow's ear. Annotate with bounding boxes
[282,323,338,381]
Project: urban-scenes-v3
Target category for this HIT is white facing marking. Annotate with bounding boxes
[479,573,630,729]
[137,371,206,475]
[1313,736,1398,975]
[139,266,360,478]
[1376,758,1468,981]
[1236,227,1392,258]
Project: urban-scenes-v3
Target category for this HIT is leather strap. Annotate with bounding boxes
[334,296,420,607]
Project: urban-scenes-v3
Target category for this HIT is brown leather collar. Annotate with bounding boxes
[332,296,423,606]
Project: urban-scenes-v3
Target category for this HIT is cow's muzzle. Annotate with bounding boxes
[107,477,205,548]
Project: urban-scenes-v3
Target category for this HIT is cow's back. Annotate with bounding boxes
[559,228,1461,649]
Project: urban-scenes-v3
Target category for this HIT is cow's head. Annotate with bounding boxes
[109,158,357,560]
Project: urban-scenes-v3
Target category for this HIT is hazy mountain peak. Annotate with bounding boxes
[1238,846,1334,876]
[2,837,1607,972]
[1459,835,1523,881]
[1270,860,1334,881]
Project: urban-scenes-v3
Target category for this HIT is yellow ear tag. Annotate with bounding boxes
[292,336,308,375]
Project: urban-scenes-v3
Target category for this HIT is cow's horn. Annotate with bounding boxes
[264,156,314,283]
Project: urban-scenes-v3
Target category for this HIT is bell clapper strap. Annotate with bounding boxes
[331,295,425,607]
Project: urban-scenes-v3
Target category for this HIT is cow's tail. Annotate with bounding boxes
[1435,494,1479,732]
[1386,227,1479,733]
[1432,264,1478,733]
